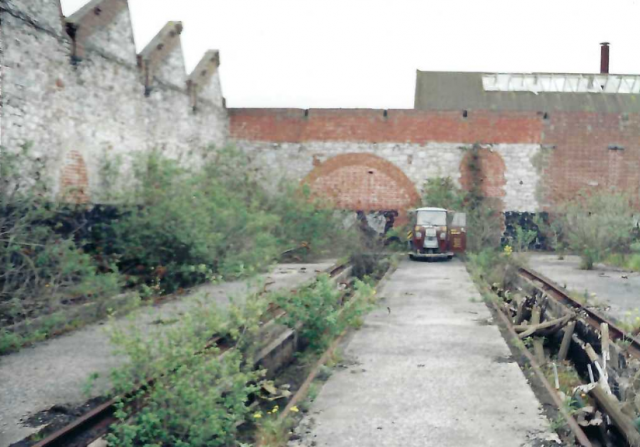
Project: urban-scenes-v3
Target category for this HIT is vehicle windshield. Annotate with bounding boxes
[416,210,446,226]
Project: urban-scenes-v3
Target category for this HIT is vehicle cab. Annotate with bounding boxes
[407,207,466,260]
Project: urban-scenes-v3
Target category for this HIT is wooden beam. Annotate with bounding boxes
[590,384,640,447]
[558,321,575,362]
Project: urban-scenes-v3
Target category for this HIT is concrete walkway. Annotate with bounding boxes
[0,261,334,447]
[529,253,640,322]
[290,259,557,447]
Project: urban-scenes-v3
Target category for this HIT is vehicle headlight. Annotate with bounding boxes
[415,232,422,239]
[440,232,446,240]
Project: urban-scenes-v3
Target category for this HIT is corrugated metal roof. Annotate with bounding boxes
[414,71,640,113]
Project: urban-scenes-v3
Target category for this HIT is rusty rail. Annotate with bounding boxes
[518,266,640,360]
[31,261,349,447]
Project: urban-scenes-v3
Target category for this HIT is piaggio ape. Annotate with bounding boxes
[407,207,466,260]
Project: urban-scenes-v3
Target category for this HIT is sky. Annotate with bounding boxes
[60,0,640,109]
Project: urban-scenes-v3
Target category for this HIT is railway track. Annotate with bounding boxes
[28,261,352,447]
[518,266,640,360]
[513,265,640,446]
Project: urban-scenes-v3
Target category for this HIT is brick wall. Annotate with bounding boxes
[1,0,228,203]
[540,112,640,208]
[230,108,640,214]
[230,108,543,144]
[230,108,544,213]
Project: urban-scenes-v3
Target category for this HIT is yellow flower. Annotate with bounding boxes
[253,412,262,419]
[290,406,299,413]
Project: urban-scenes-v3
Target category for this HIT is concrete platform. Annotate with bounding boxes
[290,259,558,447]
[0,261,335,447]
[529,253,640,322]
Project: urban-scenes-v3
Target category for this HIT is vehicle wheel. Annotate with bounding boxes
[447,255,453,261]
[409,253,415,261]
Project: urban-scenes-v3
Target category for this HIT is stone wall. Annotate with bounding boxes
[1,0,228,202]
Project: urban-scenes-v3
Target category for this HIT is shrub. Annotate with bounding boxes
[274,274,376,350]
[556,191,635,270]
[109,148,354,293]
[105,271,377,446]
[467,247,523,290]
[106,292,266,447]
[0,145,121,328]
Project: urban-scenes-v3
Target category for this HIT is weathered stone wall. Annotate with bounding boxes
[1,0,228,202]
[230,108,544,213]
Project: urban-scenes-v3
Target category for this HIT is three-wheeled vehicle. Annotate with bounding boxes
[407,207,466,260]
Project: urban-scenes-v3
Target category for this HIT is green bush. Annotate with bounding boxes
[109,149,352,293]
[274,274,375,351]
[106,293,266,447]
[105,272,377,446]
[556,191,635,270]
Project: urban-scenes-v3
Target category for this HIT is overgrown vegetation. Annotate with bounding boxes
[104,274,377,446]
[274,275,376,351]
[0,145,357,353]
[105,148,351,293]
[0,145,121,335]
[554,191,636,270]
[605,242,640,273]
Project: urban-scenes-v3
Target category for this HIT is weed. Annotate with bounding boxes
[82,372,100,398]
[619,309,640,334]
[274,275,376,351]
[254,414,292,447]
[106,291,267,447]
[0,330,22,355]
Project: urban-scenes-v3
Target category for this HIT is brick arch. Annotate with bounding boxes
[302,153,420,213]
[459,148,506,207]
[60,150,90,203]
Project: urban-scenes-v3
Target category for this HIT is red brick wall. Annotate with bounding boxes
[229,108,543,144]
[541,112,640,206]
[60,150,90,203]
[231,108,640,209]
[303,153,421,214]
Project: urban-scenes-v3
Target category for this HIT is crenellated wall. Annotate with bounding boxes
[1,0,228,202]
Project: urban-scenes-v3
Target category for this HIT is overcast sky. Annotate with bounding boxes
[60,0,640,109]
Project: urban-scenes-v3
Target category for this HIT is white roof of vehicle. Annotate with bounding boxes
[412,207,447,212]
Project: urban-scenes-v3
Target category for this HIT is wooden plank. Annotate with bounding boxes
[590,384,640,447]
[516,314,574,339]
[530,306,545,365]
[601,322,610,370]
[558,321,575,362]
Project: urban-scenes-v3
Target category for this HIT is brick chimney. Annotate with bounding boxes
[600,42,610,74]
